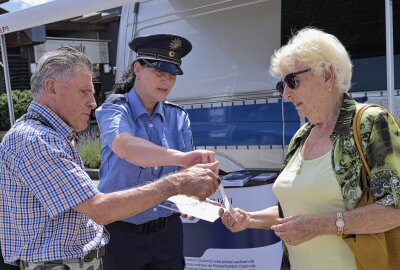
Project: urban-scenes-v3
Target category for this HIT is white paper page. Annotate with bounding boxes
[159,195,221,222]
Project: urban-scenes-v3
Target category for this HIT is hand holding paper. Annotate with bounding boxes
[159,195,221,222]
[217,177,237,222]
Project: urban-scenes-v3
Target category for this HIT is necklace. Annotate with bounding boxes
[296,135,322,176]
[295,100,342,176]
[294,100,342,176]
[295,128,326,176]
[295,152,305,176]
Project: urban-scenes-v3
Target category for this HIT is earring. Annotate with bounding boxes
[328,87,331,93]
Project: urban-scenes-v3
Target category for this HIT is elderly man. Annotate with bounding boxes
[0,47,219,270]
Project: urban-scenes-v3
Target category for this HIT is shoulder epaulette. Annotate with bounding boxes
[104,94,126,104]
[164,100,187,113]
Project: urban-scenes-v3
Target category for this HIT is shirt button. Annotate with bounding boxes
[153,208,157,211]
[149,124,153,128]
[154,167,159,171]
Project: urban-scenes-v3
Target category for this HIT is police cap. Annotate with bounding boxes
[129,34,192,75]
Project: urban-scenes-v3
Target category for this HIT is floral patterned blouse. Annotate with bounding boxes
[282,93,400,211]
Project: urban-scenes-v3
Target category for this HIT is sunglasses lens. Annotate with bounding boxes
[285,74,297,89]
[276,81,284,95]
[277,68,310,95]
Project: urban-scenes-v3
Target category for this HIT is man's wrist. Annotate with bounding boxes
[163,171,183,196]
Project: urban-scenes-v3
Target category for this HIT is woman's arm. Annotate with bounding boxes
[271,204,400,246]
[97,102,215,168]
[112,132,215,168]
[220,206,280,232]
[343,204,400,234]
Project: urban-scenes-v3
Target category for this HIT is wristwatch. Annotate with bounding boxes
[336,212,345,236]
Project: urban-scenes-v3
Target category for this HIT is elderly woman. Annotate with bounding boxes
[220,27,400,269]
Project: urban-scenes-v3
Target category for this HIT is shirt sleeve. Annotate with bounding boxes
[367,109,400,208]
[20,134,98,219]
[182,112,194,151]
[95,102,134,149]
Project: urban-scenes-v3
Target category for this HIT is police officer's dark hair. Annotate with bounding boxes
[113,59,150,94]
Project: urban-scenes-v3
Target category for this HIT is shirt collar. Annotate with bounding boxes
[331,93,356,136]
[23,101,77,141]
[127,87,165,121]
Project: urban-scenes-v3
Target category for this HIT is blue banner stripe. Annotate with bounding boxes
[186,101,300,146]
[183,220,280,257]
[187,102,299,123]
[190,122,299,146]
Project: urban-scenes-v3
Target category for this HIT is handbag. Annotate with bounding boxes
[343,103,400,270]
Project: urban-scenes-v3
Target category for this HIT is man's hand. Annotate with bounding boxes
[178,150,216,168]
[171,161,219,200]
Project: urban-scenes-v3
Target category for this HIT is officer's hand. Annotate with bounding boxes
[179,150,216,168]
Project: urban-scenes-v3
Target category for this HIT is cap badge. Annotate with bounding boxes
[169,38,182,50]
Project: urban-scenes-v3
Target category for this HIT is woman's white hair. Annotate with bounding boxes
[270,27,353,93]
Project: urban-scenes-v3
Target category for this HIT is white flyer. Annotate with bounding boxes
[159,195,221,222]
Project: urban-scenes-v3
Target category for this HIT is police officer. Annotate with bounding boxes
[95,34,216,269]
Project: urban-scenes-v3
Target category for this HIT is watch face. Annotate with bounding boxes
[336,220,345,228]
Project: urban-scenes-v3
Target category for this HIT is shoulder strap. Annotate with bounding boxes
[164,100,187,113]
[104,94,126,104]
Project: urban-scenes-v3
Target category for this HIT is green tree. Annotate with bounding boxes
[0,90,33,131]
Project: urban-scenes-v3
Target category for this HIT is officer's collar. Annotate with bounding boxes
[127,88,165,121]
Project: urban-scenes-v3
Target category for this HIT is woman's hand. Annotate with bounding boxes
[219,208,251,232]
[271,214,322,246]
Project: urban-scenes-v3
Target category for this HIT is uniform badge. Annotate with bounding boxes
[169,38,182,50]
[169,38,182,57]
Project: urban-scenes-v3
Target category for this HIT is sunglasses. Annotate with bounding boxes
[276,68,311,95]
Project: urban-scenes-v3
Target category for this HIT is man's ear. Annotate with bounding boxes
[43,77,56,96]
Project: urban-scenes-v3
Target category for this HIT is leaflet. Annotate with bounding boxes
[158,195,221,222]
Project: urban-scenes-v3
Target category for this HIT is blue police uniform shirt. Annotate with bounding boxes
[95,88,193,224]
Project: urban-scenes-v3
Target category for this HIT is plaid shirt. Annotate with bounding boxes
[0,102,109,265]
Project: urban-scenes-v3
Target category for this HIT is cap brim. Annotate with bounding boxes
[140,59,183,75]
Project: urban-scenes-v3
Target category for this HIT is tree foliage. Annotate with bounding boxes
[0,90,32,131]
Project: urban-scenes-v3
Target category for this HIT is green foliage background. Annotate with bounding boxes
[0,90,32,131]
[76,135,102,169]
